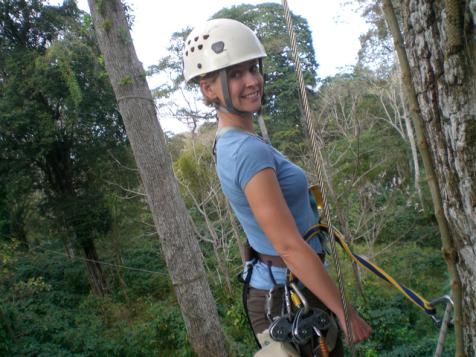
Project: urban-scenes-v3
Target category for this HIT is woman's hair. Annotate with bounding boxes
[199,70,220,107]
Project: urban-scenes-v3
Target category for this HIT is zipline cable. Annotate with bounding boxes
[281,0,355,353]
[29,246,168,276]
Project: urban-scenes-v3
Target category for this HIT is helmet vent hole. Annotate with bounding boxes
[191,47,195,52]
[194,36,199,41]
[187,40,191,45]
[197,63,202,69]
[185,51,188,56]
[203,34,209,40]
[198,44,203,50]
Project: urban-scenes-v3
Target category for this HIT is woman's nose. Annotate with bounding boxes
[243,70,259,86]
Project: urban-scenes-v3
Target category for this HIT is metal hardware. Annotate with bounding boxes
[290,282,309,314]
[269,315,294,342]
[430,295,454,328]
[292,307,331,345]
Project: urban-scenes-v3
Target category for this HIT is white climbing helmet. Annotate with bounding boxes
[183,18,267,83]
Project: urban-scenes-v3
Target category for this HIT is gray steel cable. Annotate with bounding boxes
[280,0,355,353]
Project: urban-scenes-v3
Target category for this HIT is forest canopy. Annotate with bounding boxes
[2,0,474,355]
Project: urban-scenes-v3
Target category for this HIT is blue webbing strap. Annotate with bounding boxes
[303,224,436,316]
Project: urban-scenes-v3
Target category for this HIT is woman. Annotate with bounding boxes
[183,18,371,355]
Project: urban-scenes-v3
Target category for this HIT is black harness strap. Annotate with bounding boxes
[240,259,262,348]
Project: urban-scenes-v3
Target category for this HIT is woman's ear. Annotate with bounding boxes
[199,79,218,103]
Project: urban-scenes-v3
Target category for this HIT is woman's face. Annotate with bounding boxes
[200,59,264,115]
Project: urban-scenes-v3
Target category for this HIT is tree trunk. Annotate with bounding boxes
[400,1,476,354]
[397,71,423,205]
[82,239,108,296]
[87,1,227,355]
[63,237,75,261]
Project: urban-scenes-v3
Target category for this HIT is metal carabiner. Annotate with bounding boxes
[430,295,454,357]
[289,282,309,315]
[429,295,454,328]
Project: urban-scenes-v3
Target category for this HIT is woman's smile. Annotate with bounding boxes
[241,90,261,100]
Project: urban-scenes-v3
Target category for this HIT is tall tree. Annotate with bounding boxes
[382,0,475,354]
[86,0,227,355]
[0,0,127,296]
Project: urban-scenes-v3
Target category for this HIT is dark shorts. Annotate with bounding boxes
[246,285,344,357]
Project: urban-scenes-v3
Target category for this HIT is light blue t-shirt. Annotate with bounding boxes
[215,128,322,290]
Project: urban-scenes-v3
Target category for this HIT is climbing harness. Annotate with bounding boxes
[240,241,339,356]
[264,273,338,356]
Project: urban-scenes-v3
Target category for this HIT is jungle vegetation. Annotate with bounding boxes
[1,0,468,355]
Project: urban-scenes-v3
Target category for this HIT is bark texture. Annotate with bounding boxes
[401,1,476,354]
[82,239,108,296]
[87,1,227,355]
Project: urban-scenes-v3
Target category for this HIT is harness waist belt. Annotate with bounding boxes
[257,252,325,268]
[257,252,287,268]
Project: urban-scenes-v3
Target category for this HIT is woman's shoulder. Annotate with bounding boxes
[218,130,270,157]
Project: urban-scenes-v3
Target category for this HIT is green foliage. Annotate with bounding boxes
[0,1,457,356]
[0,242,195,356]
[217,286,257,357]
[355,0,398,76]
[0,302,14,355]
[174,140,216,202]
[43,41,84,107]
[270,127,310,166]
[119,248,171,300]
[348,241,453,356]
[0,0,136,263]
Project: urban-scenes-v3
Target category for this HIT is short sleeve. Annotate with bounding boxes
[235,136,276,190]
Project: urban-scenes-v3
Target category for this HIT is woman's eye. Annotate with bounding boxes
[250,65,258,73]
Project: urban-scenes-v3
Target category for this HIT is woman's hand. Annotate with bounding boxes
[336,306,372,344]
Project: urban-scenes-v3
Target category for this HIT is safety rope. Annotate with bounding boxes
[302,224,437,315]
[280,0,355,353]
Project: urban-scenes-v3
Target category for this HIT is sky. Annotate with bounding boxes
[51,0,369,133]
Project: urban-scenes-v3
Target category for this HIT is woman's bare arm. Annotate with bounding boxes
[244,168,371,343]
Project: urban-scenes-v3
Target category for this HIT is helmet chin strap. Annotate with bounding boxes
[218,70,249,117]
